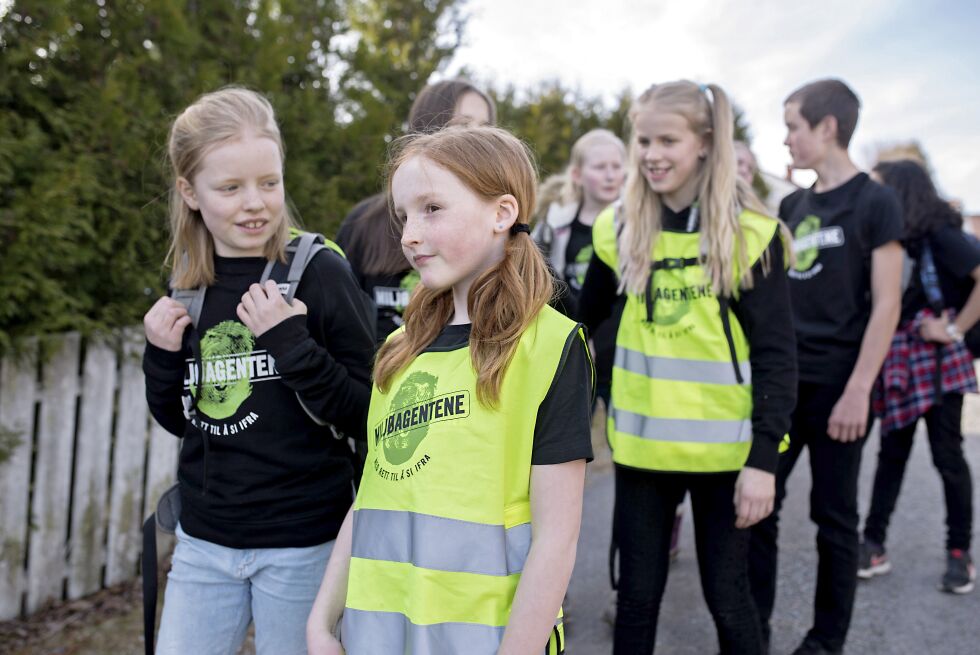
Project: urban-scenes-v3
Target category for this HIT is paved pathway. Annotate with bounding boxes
[565,400,980,654]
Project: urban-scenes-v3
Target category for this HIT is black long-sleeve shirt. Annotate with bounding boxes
[143,250,376,548]
[577,205,797,474]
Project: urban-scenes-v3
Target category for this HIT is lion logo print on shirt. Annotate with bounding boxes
[184,320,281,423]
[791,214,845,279]
[374,371,471,467]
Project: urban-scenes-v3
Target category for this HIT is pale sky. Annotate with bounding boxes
[450,0,980,212]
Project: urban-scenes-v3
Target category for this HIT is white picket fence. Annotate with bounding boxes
[0,329,179,620]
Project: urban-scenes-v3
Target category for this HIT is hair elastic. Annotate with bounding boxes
[510,223,531,236]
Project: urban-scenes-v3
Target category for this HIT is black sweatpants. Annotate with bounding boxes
[613,465,764,655]
[864,393,973,551]
[748,381,870,652]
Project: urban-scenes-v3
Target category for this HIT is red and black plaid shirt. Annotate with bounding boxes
[873,308,977,435]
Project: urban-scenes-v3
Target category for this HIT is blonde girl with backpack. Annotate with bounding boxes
[142,87,375,655]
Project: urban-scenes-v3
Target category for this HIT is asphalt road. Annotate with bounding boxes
[565,405,980,654]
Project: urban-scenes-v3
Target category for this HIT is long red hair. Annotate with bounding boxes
[373,126,553,407]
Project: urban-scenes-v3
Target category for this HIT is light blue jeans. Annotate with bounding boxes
[156,523,334,655]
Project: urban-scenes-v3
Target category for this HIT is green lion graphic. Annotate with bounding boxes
[793,214,822,272]
[650,271,690,326]
[196,320,255,420]
[382,371,438,465]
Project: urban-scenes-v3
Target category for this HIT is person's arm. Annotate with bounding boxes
[729,235,797,528]
[142,295,192,437]
[307,506,354,655]
[239,253,375,439]
[498,459,586,655]
[919,231,980,342]
[828,241,903,441]
[576,252,618,333]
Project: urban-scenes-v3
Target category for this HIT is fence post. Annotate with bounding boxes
[0,341,39,620]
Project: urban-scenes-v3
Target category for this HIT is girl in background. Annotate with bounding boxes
[534,129,625,408]
[860,159,978,595]
[578,81,796,654]
[336,79,496,341]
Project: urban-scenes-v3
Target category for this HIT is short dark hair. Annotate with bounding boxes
[785,79,860,148]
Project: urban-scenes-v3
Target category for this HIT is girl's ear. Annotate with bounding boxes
[699,129,712,160]
[570,165,583,187]
[177,177,199,211]
[492,194,519,234]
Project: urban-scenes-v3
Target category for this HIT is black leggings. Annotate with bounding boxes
[613,465,764,655]
[864,393,973,551]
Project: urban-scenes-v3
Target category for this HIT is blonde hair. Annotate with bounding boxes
[374,126,553,407]
[166,86,297,289]
[619,81,787,297]
[549,129,626,207]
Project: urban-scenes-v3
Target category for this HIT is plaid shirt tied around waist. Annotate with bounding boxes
[873,308,977,435]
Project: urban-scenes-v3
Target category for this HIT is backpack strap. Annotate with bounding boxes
[918,240,947,313]
[260,232,328,303]
[917,239,948,404]
[170,286,207,329]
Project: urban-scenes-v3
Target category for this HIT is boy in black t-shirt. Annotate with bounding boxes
[748,79,904,655]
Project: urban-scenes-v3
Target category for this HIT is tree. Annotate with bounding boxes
[0,0,465,350]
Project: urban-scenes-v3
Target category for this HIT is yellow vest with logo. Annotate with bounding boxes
[342,305,588,655]
[593,205,778,473]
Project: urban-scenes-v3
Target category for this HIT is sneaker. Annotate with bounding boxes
[857,539,891,579]
[939,549,976,594]
[791,638,841,654]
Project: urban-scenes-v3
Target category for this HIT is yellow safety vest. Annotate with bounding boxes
[343,305,588,654]
[593,205,778,473]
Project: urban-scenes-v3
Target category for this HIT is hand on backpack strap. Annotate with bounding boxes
[144,296,192,351]
[238,280,308,337]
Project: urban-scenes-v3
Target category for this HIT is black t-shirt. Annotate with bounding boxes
[563,214,594,294]
[902,226,980,321]
[780,173,903,384]
[423,323,594,465]
[561,213,619,387]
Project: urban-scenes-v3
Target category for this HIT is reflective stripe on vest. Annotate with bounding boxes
[612,406,752,443]
[342,609,563,655]
[351,508,531,576]
[594,207,779,472]
[615,346,751,385]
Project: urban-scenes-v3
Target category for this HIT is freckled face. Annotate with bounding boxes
[392,156,508,295]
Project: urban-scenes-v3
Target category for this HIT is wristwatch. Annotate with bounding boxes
[945,322,965,342]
